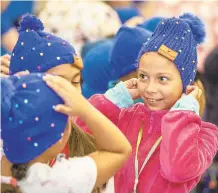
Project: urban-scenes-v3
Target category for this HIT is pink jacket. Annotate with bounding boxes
[75,92,218,193]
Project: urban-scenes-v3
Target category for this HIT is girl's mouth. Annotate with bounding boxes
[146,98,163,103]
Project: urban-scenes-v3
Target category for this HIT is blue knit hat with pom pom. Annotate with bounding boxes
[138,13,206,90]
[9,14,77,74]
[1,74,68,163]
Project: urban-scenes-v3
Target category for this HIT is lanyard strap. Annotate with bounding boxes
[133,126,162,193]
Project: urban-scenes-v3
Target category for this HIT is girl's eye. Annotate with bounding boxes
[159,76,168,81]
[139,73,148,80]
[71,76,83,85]
[71,81,81,86]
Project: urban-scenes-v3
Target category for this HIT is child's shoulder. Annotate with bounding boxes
[20,156,97,193]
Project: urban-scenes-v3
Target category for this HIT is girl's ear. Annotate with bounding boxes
[73,54,84,70]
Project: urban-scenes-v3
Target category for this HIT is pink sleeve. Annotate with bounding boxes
[160,110,218,183]
[74,94,121,134]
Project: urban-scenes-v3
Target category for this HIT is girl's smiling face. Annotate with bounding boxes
[137,52,183,111]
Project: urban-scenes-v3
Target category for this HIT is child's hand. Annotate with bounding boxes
[185,85,202,100]
[0,54,11,77]
[14,70,30,77]
[43,74,89,117]
[123,78,140,100]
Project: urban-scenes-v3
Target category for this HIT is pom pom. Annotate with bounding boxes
[1,78,15,120]
[179,13,206,44]
[18,14,44,32]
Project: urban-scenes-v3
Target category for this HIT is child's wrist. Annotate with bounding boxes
[78,103,96,121]
[171,95,200,115]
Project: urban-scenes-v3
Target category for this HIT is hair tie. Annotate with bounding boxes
[1,176,17,187]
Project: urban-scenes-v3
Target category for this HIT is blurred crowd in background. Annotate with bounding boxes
[1,1,218,193]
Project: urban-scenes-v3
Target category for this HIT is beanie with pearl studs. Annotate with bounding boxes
[9,14,78,74]
[1,73,68,164]
[138,13,206,91]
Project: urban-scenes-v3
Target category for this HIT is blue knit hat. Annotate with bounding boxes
[1,73,68,163]
[138,13,206,90]
[137,17,163,32]
[116,7,141,24]
[109,26,152,79]
[82,39,113,98]
[81,39,109,59]
[9,14,76,74]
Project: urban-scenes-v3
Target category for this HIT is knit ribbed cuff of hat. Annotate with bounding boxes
[39,54,74,73]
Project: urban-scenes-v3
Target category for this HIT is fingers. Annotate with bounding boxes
[0,57,10,68]
[43,77,68,101]
[129,89,140,100]
[2,54,11,61]
[186,85,202,99]
[131,78,138,86]
[186,85,197,94]
[14,70,29,77]
[54,104,73,116]
[0,65,9,74]
[0,73,9,78]
[124,78,138,89]
[44,74,75,92]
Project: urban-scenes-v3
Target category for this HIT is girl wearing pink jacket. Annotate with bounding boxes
[75,13,218,193]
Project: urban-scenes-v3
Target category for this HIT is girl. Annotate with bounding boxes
[75,13,218,193]
[1,14,113,192]
[1,73,131,193]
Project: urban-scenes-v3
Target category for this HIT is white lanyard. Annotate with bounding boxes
[133,126,162,193]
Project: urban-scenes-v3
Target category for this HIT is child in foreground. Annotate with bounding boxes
[1,73,131,193]
[75,13,218,193]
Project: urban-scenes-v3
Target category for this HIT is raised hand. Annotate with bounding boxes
[123,78,140,99]
[43,74,89,117]
[0,55,10,77]
[185,85,202,100]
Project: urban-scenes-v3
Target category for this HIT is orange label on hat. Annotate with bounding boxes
[157,45,178,61]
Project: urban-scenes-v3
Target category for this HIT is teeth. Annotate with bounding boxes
[147,98,159,102]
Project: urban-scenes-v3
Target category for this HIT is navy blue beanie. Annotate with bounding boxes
[137,13,206,91]
[116,7,141,24]
[137,17,163,32]
[82,39,113,98]
[9,14,76,74]
[81,39,109,59]
[109,26,152,79]
[1,73,68,163]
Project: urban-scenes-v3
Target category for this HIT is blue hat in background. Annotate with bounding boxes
[109,26,152,79]
[9,14,76,74]
[137,16,163,32]
[1,73,68,163]
[82,39,114,98]
[81,38,110,59]
[138,13,206,90]
[1,1,34,55]
[116,7,141,24]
